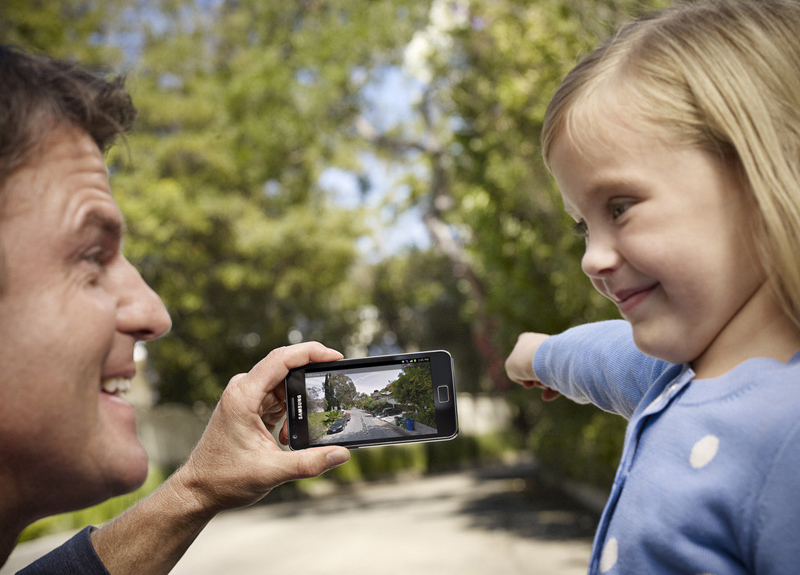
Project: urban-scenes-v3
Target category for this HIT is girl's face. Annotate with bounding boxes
[549,117,775,374]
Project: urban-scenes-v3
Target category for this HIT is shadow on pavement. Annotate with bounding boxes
[266,459,600,543]
[463,464,599,541]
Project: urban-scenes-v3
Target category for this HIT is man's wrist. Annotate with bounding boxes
[164,457,227,522]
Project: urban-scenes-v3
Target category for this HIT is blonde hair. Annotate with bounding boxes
[542,0,800,327]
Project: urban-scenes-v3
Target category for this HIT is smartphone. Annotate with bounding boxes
[285,350,458,450]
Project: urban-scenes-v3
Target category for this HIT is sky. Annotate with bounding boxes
[306,364,406,396]
[318,66,432,259]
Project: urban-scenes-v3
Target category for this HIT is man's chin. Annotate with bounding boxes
[81,436,151,505]
[32,449,150,523]
[97,399,151,495]
[106,446,150,497]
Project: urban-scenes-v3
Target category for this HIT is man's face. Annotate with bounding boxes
[0,126,171,519]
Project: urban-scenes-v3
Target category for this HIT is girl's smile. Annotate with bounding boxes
[611,283,659,316]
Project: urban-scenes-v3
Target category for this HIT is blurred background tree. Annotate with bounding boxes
[2,0,671,489]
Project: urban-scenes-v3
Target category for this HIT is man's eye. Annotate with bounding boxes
[84,247,109,266]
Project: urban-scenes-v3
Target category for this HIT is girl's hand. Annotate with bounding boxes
[505,333,561,401]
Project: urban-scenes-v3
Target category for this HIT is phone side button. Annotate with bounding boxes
[437,385,450,403]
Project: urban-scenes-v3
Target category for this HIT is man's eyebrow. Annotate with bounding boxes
[79,208,126,239]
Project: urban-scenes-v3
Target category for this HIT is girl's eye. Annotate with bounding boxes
[572,220,589,239]
[610,199,633,220]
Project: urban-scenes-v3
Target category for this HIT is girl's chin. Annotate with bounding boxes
[630,322,698,365]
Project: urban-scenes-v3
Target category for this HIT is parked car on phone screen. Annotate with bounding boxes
[327,419,345,434]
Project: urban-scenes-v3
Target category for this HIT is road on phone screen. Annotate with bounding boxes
[3,459,597,575]
[313,408,435,445]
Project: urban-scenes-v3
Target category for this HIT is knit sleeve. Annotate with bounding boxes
[532,320,671,419]
[16,527,110,575]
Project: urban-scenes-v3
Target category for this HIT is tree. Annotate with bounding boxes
[323,373,356,411]
[323,374,337,412]
[0,0,122,65]
[105,0,433,404]
[389,363,436,426]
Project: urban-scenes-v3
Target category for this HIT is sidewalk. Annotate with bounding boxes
[375,414,437,436]
[2,460,598,575]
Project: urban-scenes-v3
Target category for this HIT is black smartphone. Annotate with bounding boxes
[285,350,458,450]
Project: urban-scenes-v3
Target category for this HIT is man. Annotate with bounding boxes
[0,45,350,574]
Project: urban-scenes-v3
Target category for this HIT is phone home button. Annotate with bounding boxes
[437,385,450,403]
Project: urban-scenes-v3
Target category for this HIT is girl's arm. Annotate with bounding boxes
[532,320,672,419]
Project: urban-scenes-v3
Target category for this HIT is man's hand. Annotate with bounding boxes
[505,333,561,401]
[92,342,350,575]
[176,342,351,513]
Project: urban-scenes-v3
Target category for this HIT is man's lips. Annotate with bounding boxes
[612,283,658,314]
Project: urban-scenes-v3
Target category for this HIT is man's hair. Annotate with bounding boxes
[0,45,136,192]
[541,0,800,328]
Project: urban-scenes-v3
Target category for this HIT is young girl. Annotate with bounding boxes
[505,1,800,573]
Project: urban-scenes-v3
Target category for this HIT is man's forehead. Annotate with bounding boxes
[0,125,114,219]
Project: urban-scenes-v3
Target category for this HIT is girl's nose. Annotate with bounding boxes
[581,233,622,278]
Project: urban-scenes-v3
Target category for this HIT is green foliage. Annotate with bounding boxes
[102,0,434,404]
[389,363,436,427]
[528,401,628,487]
[309,410,345,440]
[0,0,122,65]
[367,248,485,391]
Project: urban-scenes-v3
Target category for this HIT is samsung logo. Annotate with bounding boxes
[296,395,303,420]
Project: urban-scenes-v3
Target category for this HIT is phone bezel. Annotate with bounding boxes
[285,350,457,450]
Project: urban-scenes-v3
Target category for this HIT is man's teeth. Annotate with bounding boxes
[101,378,132,395]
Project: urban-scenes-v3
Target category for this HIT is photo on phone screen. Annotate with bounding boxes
[285,350,457,450]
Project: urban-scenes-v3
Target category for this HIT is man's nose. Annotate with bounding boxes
[116,257,172,341]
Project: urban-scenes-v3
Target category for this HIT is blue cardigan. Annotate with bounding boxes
[534,320,800,574]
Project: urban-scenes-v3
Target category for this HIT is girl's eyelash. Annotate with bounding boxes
[573,220,589,238]
[609,199,633,219]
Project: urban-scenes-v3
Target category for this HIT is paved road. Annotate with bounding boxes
[314,409,435,444]
[2,461,597,575]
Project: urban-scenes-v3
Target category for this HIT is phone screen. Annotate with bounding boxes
[286,350,457,450]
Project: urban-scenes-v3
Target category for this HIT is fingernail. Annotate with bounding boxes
[326,449,350,468]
